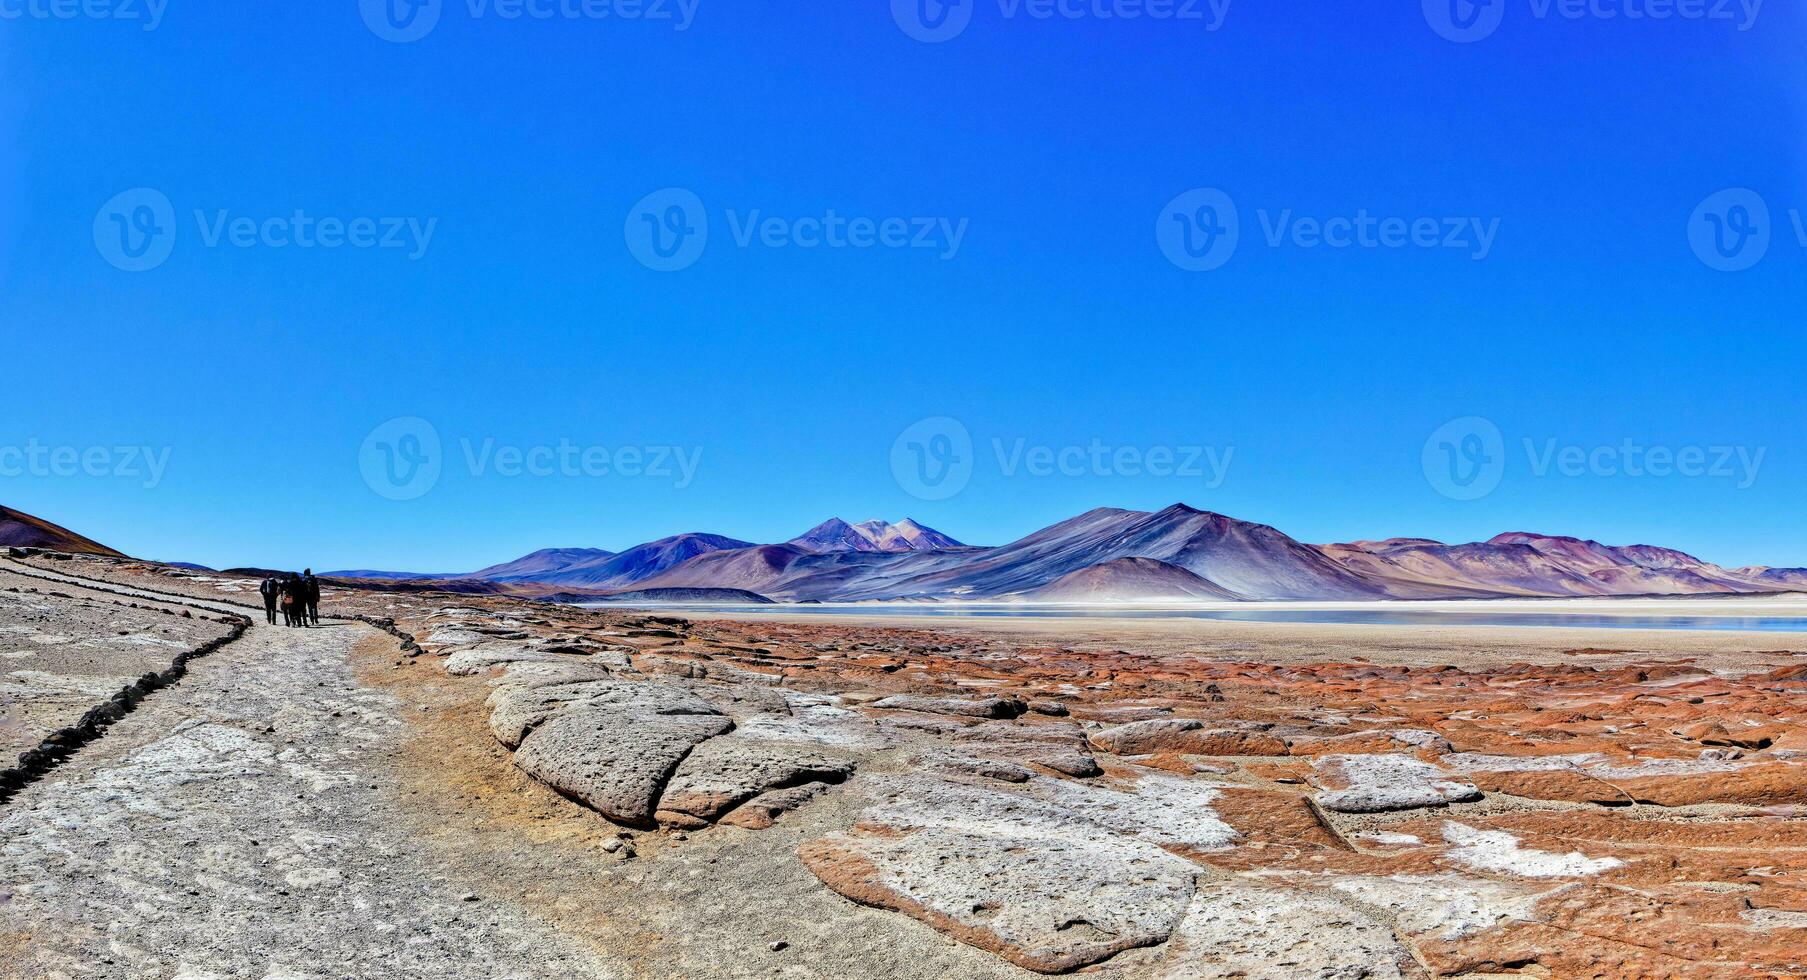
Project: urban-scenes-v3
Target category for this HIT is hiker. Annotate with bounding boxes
[259,575,281,625]
[303,569,321,626]
[281,573,306,628]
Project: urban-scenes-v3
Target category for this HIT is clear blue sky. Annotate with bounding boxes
[3,2,1803,572]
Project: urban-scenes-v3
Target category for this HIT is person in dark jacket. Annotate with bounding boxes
[302,569,321,626]
[281,573,306,627]
[259,576,280,625]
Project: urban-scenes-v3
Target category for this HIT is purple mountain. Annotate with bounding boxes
[787,518,963,554]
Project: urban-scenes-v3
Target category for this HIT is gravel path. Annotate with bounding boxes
[0,572,617,980]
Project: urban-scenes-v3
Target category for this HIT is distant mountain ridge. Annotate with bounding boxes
[787,518,964,554]
[0,505,126,558]
[469,548,616,581]
[1318,532,1785,599]
[201,504,1807,603]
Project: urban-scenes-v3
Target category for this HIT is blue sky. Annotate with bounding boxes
[2,1,1804,571]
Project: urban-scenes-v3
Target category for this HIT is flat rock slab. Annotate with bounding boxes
[905,717,1101,778]
[1311,753,1481,813]
[718,781,832,830]
[444,641,564,676]
[1288,728,1454,756]
[1157,879,1420,979]
[656,735,853,823]
[1089,718,1287,757]
[802,826,1199,974]
[1317,872,1550,943]
[802,774,1235,972]
[512,700,733,826]
[1441,821,1622,879]
[870,695,1026,719]
[486,677,719,749]
[1445,751,1807,807]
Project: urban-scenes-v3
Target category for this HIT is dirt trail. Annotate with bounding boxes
[0,568,616,980]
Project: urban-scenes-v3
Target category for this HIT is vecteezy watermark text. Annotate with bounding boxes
[461,438,701,484]
[891,0,1233,43]
[890,417,1233,501]
[1157,188,1500,271]
[1524,438,1763,487]
[94,189,438,272]
[360,0,699,43]
[0,0,168,29]
[1422,416,1764,500]
[995,438,1233,482]
[0,440,172,489]
[726,211,969,259]
[625,188,968,271]
[194,210,437,259]
[1423,0,1762,43]
[359,418,702,500]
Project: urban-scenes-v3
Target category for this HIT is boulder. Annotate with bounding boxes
[656,736,853,823]
[1311,754,1481,813]
[510,690,734,826]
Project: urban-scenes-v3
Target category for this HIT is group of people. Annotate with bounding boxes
[259,570,320,627]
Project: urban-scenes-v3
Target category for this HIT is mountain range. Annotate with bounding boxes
[325,507,1807,603]
[10,500,1803,604]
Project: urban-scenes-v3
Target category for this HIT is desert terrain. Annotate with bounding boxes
[3,549,1806,978]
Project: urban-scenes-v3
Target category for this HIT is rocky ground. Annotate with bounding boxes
[4,553,1806,978]
[0,573,230,761]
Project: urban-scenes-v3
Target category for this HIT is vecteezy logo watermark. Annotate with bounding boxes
[1688,187,1771,272]
[626,188,970,271]
[891,417,975,501]
[94,190,439,271]
[890,417,1234,501]
[891,0,974,41]
[1422,417,1506,501]
[359,0,699,42]
[93,188,177,273]
[358,417,704,500]
[360,417,444,500]
[1423,0,1761,42]
[625,188,709,272]
[1423,416,1766,500]
[1157,188,1239,272]
[1421,0,1507,41]
[360,0,442,41]
[891,0,1231,43]
[0,440,173,490]
[1158,188,1500,271]
[0,0,169,30]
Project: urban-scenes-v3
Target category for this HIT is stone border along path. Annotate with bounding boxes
[4,552,431,657]
[0,558,252,803]
[0,558,617,979]
[1,555,264,619]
